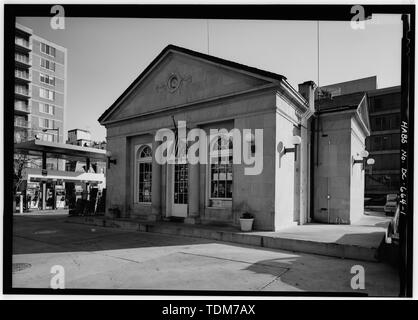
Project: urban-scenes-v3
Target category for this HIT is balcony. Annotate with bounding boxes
[15,37,32,52]
[15,53,32,68]
[15,69,31,83]
[14,101,31,115]
[15,86,31,99]
[14,118,30,129]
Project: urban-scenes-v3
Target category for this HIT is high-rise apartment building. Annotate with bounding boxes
[15,23,66,144]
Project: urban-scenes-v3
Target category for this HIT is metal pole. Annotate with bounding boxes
[19,195,23,214]
[42,152,47,210]
[42,183,46,210]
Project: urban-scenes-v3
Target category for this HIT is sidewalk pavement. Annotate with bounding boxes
[12,214,399,295]
[66,212,392,262]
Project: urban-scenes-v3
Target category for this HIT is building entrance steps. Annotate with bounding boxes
[66,212,392,262]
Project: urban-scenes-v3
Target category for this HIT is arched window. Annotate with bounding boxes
[136,145,152,203]
[209,135,233,202]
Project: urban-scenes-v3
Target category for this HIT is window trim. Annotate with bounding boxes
[134,144,153,205]
[39,87,55,101]
[40,42,56,58]
[39,102,54,115]
[38,117,54,129]
[39,73,55,86]
[40,57,56,72]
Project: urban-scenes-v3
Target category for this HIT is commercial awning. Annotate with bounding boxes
[14,139,107,162]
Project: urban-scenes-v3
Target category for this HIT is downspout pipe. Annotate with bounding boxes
[309,114,316,221]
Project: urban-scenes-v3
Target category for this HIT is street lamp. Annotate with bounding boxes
[277,135,302,161]
[352,150,375,170]
[106,150,117,169]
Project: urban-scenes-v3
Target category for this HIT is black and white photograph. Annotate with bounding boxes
[3,2,414,300]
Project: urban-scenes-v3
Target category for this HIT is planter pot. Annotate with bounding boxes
[239,218,254,232]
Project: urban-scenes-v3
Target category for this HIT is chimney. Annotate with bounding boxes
[298,81,317,113]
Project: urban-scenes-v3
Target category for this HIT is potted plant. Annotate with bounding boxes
[108,205,121,219]
[239,212,254,232]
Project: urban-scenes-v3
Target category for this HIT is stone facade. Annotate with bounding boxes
[99,45,370,230]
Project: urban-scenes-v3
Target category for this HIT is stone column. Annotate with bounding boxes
[151,136,162,220]
[186,161,200,224]
[299,118,309,224]
[185,127,201,224]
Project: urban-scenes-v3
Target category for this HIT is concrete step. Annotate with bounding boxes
[66,216,388,262]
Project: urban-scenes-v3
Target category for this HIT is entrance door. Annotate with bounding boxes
[171,164,188,217]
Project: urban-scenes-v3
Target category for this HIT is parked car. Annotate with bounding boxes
[384,193,398,215]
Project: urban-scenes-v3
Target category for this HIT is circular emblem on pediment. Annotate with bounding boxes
[167,73,180,93]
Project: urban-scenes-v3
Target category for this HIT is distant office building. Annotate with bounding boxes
[316,76,377,98]
[15,22,67,144]
[317,76,401,201]
[66,129,107,174]
[365,86,401,199]
[67,128,107,150]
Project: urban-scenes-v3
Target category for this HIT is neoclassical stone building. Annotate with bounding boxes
[98,45,371,230]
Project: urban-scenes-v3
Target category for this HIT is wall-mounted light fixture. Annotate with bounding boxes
[277,135,302,161]
[106,150,117,169]
[352,150,375,171]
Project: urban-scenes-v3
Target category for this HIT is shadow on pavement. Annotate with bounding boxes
[12,215,214,255]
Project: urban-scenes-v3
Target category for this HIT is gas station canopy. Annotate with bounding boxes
[14,139,107,162]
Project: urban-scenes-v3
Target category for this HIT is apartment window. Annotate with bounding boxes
[15,53,30,64]
[209,136,233,200]
[39,88,54,101]
[39,117,54,129]
[40,73,55,86]
[15,84,29,95]
[39,133,54,142]
[389,115,400,130]
[40,43,56,57]
[136,145,152,203]
[39,103,54,115]
[15,68,29,80]
[40,58,55,71]
[373,117,384,131]
[15,36,30,48]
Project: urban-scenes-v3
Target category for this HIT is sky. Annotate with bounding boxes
[17,15,402,142]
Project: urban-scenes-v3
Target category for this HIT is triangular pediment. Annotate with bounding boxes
[99,45,284,123]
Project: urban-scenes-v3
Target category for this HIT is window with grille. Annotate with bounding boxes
[40,58,55,71]
[39,88,54,100]
[209,136,233,200]
[40,73,55,86]
[174,164,188,204]
[40,43,56,57]
[39,103,54,115]
[136,145,152,203]
[39,117,54,129]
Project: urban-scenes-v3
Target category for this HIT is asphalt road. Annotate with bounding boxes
[11,214,399,295]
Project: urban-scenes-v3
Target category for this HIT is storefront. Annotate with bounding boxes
[14,140,107,213]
